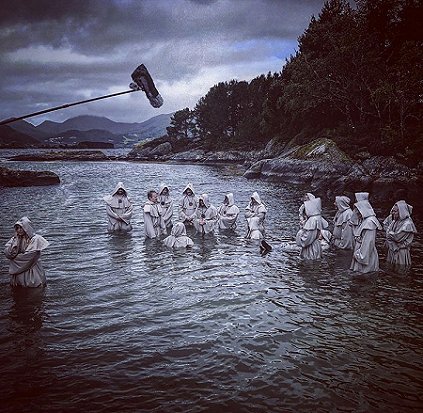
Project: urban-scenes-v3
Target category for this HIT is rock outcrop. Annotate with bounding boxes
[0,166,60,187]
[8,150,111,162]
[244,138,423,204]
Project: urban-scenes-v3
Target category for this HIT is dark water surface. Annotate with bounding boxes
[1,156,422,412]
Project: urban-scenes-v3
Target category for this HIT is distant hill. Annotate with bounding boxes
[0,125,41,148]
[9,113,174,147]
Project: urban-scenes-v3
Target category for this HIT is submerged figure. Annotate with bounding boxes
[103,182,134,233]
[194,194,218,235]
[299,193,315,227]
[158,183,174,230]
[333,195,354,250]
[383,200,417,267]
[350,200,382,273]
[245,192,267,239]
[163,222,194,249]
[4,217,49,287]
[349,192,371,241]
[295,197,329,260]
[143,190,166,239]
[179,183,198,226]
[217,192,240,230]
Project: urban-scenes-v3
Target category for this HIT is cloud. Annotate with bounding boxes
[0,0,325,124]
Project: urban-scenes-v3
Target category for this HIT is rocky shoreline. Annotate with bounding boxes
[0,166,60,187]
[4,139,422,204]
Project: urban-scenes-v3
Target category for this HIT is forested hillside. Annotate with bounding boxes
[166,0,422,163]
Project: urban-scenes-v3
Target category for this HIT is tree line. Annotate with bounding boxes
[166,0,422,164]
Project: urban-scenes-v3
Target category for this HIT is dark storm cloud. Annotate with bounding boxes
[0,0,325,124]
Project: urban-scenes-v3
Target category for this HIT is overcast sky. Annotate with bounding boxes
[0,0,325,125]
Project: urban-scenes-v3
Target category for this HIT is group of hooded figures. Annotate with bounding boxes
[292,192,417,274]
[103,182,267,247]
[3,183,417,288]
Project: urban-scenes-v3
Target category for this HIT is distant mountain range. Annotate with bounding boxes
[1,113,173,148]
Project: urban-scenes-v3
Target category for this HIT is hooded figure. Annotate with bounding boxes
[163,222,194,249]
[350,200,382,273]
[299,193,315,226]
[245,192,267,239]
[4,217,49,287]
[296,197,329,259]
[194,194,218,235]
[383,200,417,267]
[143,190,166,239]
[333,195,354,249]
[103,182,134,233]
[157,183,174,229]
[217,193,240,230]
[179,183,198,225]
[349,192,370,229]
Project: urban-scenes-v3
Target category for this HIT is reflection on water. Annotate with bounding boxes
[0,157,422,412]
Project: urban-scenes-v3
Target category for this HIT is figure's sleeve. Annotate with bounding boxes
[383,215,392,232]
[8,250,40,275]
[4,237,19,259]
[296,229,318,247]
[121,203,134,220]
[106,204,119,219]
[391,230,414,249]
[354,229,375,265]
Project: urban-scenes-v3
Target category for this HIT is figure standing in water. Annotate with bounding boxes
[179,183,198,226]
[4,217,49,287]
[194,194,218,235]
[333,195,354,250]
[163,222,194,249]
[103,182,134,233]
[383,200,416,268]
[157,183,174,231]
[143,190,166,239]
[299,193,315,227]
[295,197,329,259]
[245,192,267,239]
[350,200,382,273]
[217,192,240,231]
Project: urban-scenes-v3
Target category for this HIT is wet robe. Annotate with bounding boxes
[163,222,194,249]
[103,182,134,232]
[158,183,174,229]
[383,200,417,267]
[217,193,240,230]
[194,194,218,235]
[333,196,354,250]
[4,217,49,287]
[295,198,329,260]
[179,183,198,225]
[349,192,372,245]
[245,192,267,240]
[350,200,382,273]
[143,200,166,239]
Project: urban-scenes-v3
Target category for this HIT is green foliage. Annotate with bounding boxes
[169,0,422,160]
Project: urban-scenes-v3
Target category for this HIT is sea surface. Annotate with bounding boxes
[1,151,422,413]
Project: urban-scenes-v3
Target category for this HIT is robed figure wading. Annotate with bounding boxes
[333,195,354,250]
[158,183,174,230]
[4,217,49,287]
[103,182,134,233]
[179,183,198,226]
[194,194,218,235]
[144,190,166,239]
[245,192,267,240]
[217,192,239,230]
[350,200,382,273]
[383,200,417,267]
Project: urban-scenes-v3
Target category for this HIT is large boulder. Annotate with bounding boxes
[0,166,60,187]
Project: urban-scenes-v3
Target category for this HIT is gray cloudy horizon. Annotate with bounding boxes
[0,0,325,125]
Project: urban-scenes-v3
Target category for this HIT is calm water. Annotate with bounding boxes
[0,155,422,413]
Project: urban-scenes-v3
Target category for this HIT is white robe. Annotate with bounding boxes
[295,198,328,260]
[157,183,174,229]
[350,200,382,273]
[163,222,194,249]
[103,182,133,232]
[143,200,166,239]
[333,196,354,250]
[245,192,267,239]
[383,200,416,267]
[179,183,198,225]
[194,194,218,235]
[4,217,49,287]
[217,193,240,230]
